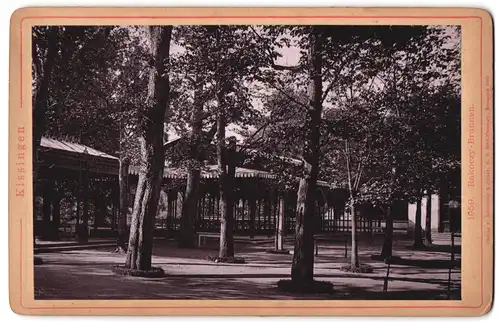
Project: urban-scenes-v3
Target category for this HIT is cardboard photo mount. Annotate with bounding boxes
[8,7,494,316]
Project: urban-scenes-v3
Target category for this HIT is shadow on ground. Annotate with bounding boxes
[34,237,461,301]
[35,264,460,300]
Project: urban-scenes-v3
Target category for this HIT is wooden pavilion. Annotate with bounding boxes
[35,137,119,241]
[35,137,442,242]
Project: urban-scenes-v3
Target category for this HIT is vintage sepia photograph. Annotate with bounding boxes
[31,24,462,301]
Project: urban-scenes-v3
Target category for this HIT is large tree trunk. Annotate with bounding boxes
[117,158,130,252]
[380,205,393,259]
[292,179,316,283]
[412,198,425,248]
[215,31,236,258]
[350,198,359,268]
[32,28,58,181]
[179,169,200,248]
[32,29,58,249]
[125,26,173,271]
[425,191,433,245]
[218,163,235,258]
[179,87,203,248]
[291,28,323,284]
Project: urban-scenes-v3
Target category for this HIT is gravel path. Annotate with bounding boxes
[34,238,461,300]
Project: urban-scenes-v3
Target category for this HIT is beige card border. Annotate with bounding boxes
[8,7,494,316]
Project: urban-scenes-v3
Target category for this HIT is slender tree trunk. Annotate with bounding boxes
[117,158,130,252]
[425,191,433,245]
[350,198,359,268]
[380,205,393,259]
[125,26,173,271]
[413,198,425,248]
[291,27,323,284]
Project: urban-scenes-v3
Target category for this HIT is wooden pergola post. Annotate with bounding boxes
[80,161,90,242]
[275,194,285,251]
[75,160,82,240]
[51,191,61,240]
[42,179,53,240]
[249,193,257,238]
[263,189,272,235]
[111,178,117,230]
[162,187,169,231]
[94,189,107,232]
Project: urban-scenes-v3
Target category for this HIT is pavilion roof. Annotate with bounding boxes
[39,137,333,188]
[41,137,118,160]
[128,164,275,180]
[38,137,119,176]
[128,164,333,188]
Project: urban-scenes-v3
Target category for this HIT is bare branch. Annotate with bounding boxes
[354,148,371,191]
[375,74,388,88]
[203,121,218,141]
[237,101,305,155]
[321,59,352,103]
[345,139,353,196]
[272,64,302,72]
[367,72,378,92]
[238,122,269,149]
[262,78,309,111]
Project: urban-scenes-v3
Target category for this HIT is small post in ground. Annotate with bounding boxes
[447,232,456,299]
[383,260,391,292]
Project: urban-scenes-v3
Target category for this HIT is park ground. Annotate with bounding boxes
[34,234,461,300]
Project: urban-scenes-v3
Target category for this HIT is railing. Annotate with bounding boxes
[156,216,408,235]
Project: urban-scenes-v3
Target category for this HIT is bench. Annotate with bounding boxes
[197,232,220,247]
[314,235,348,258]
[59,225,74,238]
[372,220,410,235]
